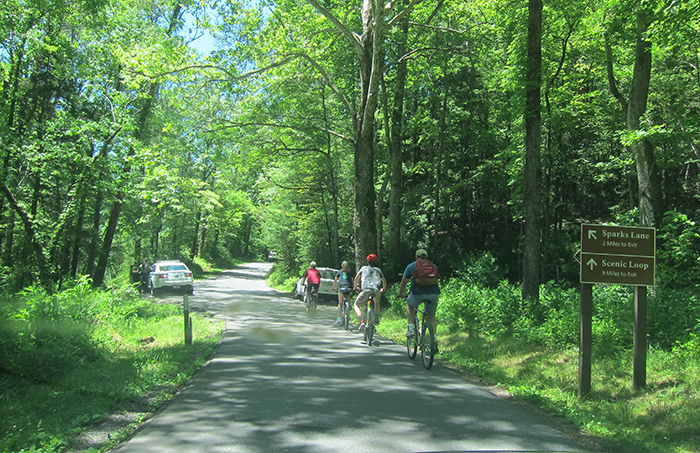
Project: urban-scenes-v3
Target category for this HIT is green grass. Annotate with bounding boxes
[377,312,700,453]
[0,283,223,453]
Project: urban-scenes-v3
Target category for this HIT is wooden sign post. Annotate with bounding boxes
[184,294,192,345]
[579,224,655,397]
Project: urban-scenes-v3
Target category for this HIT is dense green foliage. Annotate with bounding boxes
[1,0,699,289]
[0,278,222,452]
[3,0,700,450]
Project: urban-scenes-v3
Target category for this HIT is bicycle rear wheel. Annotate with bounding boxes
[420,321,436,369]
[342,301,350,330]
[406,318,418,359]
[310,291,317,312]
[365,310,375,345]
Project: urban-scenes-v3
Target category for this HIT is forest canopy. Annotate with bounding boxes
[0,0,699,294]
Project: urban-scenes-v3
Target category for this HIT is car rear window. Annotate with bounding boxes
[159,265,188,272]
[320,270,336,279]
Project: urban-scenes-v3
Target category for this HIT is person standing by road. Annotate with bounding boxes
[398,249,440,338]
[353,254,387,329]
[301,261,322,304]
[332,261,354,324]
[137,259,152,294]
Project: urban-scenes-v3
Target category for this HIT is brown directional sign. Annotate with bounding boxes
[580,224,656,286]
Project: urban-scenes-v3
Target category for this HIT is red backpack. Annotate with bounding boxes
[413,260,439,286]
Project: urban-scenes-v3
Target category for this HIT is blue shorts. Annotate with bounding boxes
[407,293,439,316]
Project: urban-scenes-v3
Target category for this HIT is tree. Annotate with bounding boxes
[605,5,661,228]
[522,0,542,302]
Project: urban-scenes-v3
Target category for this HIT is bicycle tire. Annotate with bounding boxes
[421,321,436,369]
[310,290,317,312]
[366,310,375,345]
[342,300,350,330]
[406,317,418,359]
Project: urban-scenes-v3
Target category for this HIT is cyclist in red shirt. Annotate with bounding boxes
[302,261,322,303]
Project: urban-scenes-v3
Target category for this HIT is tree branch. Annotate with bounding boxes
[307,0,363,55]
[387,0,424,28]
[206,120,355,144]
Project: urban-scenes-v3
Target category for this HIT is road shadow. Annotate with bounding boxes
[115,264,589,453]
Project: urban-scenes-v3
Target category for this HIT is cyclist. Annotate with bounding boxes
[398,249,440,338]
[353,254,387,329]
[302,261,322,304]
[332,261,354,325]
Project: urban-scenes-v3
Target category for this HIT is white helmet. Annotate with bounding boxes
[310,261,317,268]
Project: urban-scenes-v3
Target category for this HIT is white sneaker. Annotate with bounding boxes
[405,324,416,337]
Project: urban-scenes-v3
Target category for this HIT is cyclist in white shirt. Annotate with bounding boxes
[353,254,387,329]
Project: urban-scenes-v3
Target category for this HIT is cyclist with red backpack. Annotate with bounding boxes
[398,249,440,338]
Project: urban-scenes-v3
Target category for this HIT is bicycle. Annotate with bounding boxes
[305,286,318,312]
[361,292,378,346]
[406,299,437,369]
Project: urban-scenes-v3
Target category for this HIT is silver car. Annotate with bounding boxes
[292,267,339,300]
[149,261,194,296]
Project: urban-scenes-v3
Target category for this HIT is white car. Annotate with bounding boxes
[149,261,194,296]
[292,267,339,300]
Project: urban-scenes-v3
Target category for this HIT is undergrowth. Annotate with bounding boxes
[0,277,223,452]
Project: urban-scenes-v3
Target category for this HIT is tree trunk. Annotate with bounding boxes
[85,189,102,278]
[321,83,340,266]
[628,10,662,228]
[386,17,408,279]
[191,210,202,258]
[353,0,384,268]
[522,0,543,303]
[1,185,53,288]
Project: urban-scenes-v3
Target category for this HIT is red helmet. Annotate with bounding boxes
[366,254,378,265]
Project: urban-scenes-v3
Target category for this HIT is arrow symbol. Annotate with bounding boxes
[588,230,597,240]
[587,258,597,270]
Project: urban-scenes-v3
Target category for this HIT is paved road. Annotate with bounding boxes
[114,263,590,453]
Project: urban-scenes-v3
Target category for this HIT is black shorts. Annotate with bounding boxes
[307,283,320,291]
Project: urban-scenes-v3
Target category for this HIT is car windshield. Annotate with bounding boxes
[159,265,188,272]
[320,270,335,279]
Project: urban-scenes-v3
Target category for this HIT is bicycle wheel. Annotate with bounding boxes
[342,301,350,330]
[420,321,436,369]
[406,318,418,359]
[310,291,317,312]
[365,310,375,345]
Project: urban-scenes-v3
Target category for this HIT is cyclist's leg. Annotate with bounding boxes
[335,291,343,322]
[370,289,380,324]
[372,289,380,316]
[422,294,440,333]
[354,290,369,322]
[405,293,423,335]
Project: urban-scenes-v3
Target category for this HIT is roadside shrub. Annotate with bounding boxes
[0,281,100,382]
[648,287,700,349]
[439,279,520,336]
[656,210,700,289]
[0,278,166,382]
[512,283,580,348]
[458,252,507,288]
